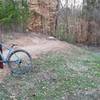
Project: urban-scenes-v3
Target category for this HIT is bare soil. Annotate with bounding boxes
[0,33,70,81]
[7,33,71,58]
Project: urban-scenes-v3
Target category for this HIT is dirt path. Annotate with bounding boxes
[0,33,70,82]
[6,33,70,58]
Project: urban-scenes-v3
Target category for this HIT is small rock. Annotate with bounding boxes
[47,36,56,40]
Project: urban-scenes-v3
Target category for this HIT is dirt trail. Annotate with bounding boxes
[0,33,70,82]
[7,34,70,58]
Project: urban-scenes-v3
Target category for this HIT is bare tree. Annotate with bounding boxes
[55,0,60,34]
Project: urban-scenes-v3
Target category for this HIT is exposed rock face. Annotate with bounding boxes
[27,0,58,34]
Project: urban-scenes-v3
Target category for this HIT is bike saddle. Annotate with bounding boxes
[11,44,18,48]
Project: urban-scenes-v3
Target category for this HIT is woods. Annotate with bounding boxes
[0,0,100,45]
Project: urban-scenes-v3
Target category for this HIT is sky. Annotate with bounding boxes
[61,0,83,7]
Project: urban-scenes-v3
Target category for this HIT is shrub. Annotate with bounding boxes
[0,0,29,31]
[56,24,76,43]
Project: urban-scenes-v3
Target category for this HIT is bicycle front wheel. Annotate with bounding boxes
[8,49,33,75]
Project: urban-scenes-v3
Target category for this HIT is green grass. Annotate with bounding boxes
[0,46,100,100]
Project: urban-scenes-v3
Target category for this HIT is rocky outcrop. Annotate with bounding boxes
[27,0,58,34]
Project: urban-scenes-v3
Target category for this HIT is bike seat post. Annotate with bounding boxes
[11,44,18,48]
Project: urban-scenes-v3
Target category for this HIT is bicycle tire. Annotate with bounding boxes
[7,49,33,75]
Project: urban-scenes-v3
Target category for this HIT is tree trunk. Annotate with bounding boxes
[55,0,60,34]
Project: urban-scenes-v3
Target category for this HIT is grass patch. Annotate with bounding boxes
[0,47,100,100]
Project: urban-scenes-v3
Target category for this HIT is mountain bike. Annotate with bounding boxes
[0,43,33,75]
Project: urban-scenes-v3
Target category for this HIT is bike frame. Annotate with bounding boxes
[0,44,14,64]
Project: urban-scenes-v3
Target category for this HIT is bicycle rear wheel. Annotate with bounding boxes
[7,49,33,75]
